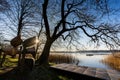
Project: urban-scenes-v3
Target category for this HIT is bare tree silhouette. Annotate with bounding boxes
[35,0,120,66]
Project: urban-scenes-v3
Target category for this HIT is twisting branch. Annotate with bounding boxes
[52,0,85,38]
[61,32,71,41]
[38,18,44,38]
[61,0,65,29]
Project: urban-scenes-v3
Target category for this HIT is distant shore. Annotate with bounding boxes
[50,50,120,53]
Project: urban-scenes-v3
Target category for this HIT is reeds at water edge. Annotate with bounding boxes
[102,52,120,71]
[49,53,79,65]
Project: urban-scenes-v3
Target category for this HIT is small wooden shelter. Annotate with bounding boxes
[10,35,23,47]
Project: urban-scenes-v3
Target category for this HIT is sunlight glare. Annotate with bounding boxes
[36,38,39,44]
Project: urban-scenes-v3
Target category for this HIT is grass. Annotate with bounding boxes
[102,52,120,71]
[0,56,18,76]
[1,56,18,67]
[1,53,79,67]
[59,76,73,80]
[0,53,77,80]
[49,53,79,65]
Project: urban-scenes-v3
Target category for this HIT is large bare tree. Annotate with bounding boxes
[34,0,120,66]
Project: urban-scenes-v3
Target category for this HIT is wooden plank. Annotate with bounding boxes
[87,67,96,71]
[96,71,110,80]
[50,64,105,80]
[51,63,120,80]
[96,68,107,73]
[108,73,120,80]
[83,69,96,76]
[73,67,86,73]
[107,69,120,74]
[50,67,104,80]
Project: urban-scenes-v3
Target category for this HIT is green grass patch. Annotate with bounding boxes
[0,55,18,67]
[8,57,18,62]
[49,62,56,66]
[59,76,73,80]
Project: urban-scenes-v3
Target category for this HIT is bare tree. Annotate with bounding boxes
[4,0,38,38]
[0,0,40,67]
[34,0,120,66]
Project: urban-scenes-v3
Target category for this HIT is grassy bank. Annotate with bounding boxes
[0,53,78,80]
[102,52,120,71]
[0,53,79,67]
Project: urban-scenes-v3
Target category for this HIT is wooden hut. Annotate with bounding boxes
[10,35,22,47]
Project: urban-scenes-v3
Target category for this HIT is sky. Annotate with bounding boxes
[0,0,120,51]
[53,0,120,51]
[108,0,120,22]
[83,0,120,50]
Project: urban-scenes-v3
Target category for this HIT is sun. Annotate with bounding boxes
[36,38,39,44]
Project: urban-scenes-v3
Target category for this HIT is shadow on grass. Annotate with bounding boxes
[0,67,29,80]
[0,64,62,80]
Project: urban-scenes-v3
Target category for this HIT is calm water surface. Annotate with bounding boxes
[53,52,115,69]
[60,52,113,69]
[71,53,112,69]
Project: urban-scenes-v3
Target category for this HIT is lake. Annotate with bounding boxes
[54,52,114,70]
[71,53,111,69]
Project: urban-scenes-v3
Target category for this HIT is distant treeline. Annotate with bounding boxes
[50,50,120,53]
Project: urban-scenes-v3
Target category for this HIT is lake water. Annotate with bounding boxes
[71,53,112,69]
[59,52,113,69]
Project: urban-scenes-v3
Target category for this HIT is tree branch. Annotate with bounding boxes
[61,0,65,29]
[52,0,85,39]
[43,0,50,39]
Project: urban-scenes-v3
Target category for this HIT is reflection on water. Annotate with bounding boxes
[63,53,118,69]
[54,52,119,70]
[70,53,112,69]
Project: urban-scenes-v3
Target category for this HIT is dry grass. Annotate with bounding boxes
[49,53,79,65]
[102,52,120,71]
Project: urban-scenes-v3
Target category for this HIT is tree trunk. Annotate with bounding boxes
[36,39,53,66]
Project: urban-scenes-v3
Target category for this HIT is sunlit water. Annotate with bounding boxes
[71,53,111,69]
[56,52,113,69]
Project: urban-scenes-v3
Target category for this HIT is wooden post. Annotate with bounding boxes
[18,46,22,66]
[0,53,6,67]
